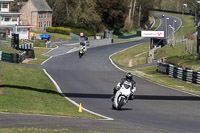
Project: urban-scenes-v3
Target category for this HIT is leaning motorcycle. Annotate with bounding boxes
[112,82,136,110]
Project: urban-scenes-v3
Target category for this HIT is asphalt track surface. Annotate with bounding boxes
[1,14,200,133]
[43,13,200,133]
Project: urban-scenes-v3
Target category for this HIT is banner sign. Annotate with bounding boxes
[141,31,164,38]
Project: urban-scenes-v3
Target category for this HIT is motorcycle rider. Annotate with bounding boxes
[80,43,87,53]
[111,72,136,101]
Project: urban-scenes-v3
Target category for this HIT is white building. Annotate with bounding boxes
[0,0,32,40]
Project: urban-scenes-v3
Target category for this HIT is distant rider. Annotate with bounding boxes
[80,43,87,53]
[111,72,136,101]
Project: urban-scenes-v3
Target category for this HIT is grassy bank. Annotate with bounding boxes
[111,43,149,67]
[151,16,161,30]
[0,63,100,119]
[111,44,200,96]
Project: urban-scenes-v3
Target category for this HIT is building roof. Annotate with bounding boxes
[31,0,52,12]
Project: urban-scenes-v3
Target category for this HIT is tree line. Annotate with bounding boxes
[12,0,198,34]
[46,0,155,34]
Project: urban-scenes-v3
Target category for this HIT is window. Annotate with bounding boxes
[41,22,42,27]
[17,29,27,35]
[2,3,8,8]
[44,14,46,18]
[39,22,40,28]
[5,17,10,21]
[41,14,43,18]
[12,17,17,21]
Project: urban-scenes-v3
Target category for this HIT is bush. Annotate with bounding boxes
[46,27,72,35]
[71,28,96,36]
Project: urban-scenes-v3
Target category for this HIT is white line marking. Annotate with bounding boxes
[43,69,114,121]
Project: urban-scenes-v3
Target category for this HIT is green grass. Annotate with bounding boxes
[0,47,20,53]
[111,43,149,67]
[151,16,161,30]
[154,43,200,71]
[32,31,72,41]
[0,63,101,119]
[129,66,200,96]
[122,27,142,36]
[0,128,112,133]
[27,48,50,65]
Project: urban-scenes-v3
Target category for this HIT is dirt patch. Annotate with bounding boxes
[128,59,133,67]
[22,58,38,63]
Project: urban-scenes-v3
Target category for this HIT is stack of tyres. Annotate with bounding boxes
[2,52,11,62]
[11,53,19,63]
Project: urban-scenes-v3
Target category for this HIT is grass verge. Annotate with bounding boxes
[151,16,161,31]
[0,63,101,119]
[26,48,50,65]
[111,43,149,68]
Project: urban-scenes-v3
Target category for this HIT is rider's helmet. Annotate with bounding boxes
[126,72,132,81]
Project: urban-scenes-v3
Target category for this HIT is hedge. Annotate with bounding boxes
[71,28,96,36]
[46,27,72,35]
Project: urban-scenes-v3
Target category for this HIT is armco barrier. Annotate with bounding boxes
[157,62,200,85]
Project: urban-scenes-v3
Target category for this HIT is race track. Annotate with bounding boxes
[42,13,200,133]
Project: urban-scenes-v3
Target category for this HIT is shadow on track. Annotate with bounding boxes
[64,93,200,101]
[134,95,200,101]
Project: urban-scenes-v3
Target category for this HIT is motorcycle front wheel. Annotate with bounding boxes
[117,97,124,110]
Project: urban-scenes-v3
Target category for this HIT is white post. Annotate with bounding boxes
[182,4,187,59]
[166,18,169,45]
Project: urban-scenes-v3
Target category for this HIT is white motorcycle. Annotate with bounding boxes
[78,46,87,58]
[112,81,136,110]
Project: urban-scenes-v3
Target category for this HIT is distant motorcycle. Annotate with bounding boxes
[79,49,84,58]
[78,46,87,58]
[112,81,136,110]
